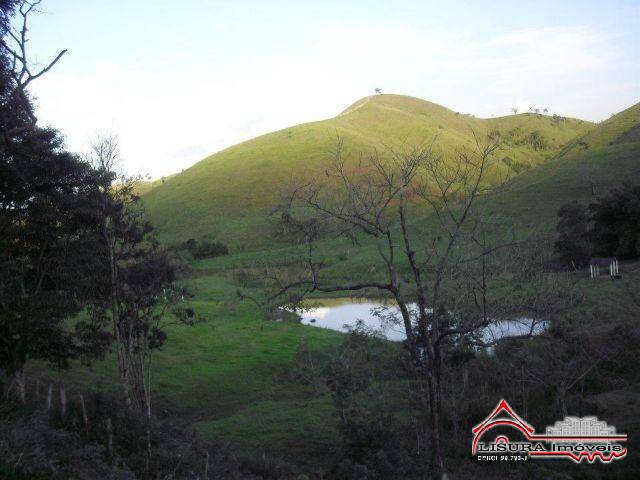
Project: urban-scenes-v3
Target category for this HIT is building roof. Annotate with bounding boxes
[590,257,617,266]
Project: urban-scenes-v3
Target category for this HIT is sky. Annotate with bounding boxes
[20,0,640,178]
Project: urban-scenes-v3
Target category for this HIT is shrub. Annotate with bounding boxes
[173,238,229,259]
[589,182,640,259]
[527,130,548,151]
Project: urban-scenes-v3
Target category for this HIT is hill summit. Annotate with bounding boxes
[142,94,594,247]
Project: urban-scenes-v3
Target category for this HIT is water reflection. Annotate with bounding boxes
[297,298,545,345]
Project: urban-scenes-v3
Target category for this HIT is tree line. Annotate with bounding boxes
[0,3,194,473]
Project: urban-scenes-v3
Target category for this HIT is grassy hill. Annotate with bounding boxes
[31,98,640,473]
[132,173,177,196]
[558,102,640,157]
[141,94,592,247]
[192,99,640,283]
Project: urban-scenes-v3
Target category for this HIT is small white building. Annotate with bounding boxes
[589,257,620,278]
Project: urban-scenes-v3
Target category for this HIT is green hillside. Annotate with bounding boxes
[133,173,177,196]
[477,102,640,239]
[154,110,640,461]
[192,100,640,282]
[31,101,639,471]
[142,94,592,246]
[558,102,640,158]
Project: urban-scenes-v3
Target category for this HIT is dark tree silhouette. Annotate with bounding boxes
[0,0,108,400]
[589,182,640,259]
[554,202,590,269]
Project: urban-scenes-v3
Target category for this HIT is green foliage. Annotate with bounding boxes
[501,155,530,173]
[0,4,108,378]
[324,332,417,478]
[174,237,229,259]
[527,130,548,150]
[554,202,591,268]
[553,182,640,266]
[589,182,640,259]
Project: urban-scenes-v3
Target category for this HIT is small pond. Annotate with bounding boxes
[297,297,546,345]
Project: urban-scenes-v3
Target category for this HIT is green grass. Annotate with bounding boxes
[141,94,593,247]
[26,97,640,471]
[194,396,340,463]
[187,113,639,464]
[559,102,640,157]
[31,274,345,467]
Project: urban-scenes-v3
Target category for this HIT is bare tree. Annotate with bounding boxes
[0,0,67,129]
[511,106,518,115]
[86,135,194,406]
[87,134,196,474]
[85,135,133,406]
[248,134,548,476]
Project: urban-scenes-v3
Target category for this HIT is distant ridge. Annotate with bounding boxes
[558,102,640,158]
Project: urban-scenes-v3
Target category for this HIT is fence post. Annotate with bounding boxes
[106,418,114,457]
[59,383,67,417]
[46,383,53,411]
[79,394,89,426]
[15,369,26,403]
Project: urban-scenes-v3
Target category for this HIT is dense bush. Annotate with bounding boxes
[589,182,640,259]
[0,391,263,480]
[322,332,420,479]
[0,409,133,480]
[173,238,230,259]
[526,130,548,150]
[554,201,591,268]
[554,182,640,267]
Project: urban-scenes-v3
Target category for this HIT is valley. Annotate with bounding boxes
[28,95,639,477]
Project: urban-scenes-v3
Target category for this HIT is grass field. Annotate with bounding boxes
[27,98,640,474]
[31,273,346,467]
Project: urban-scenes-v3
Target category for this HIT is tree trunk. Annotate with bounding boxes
[427,369,445,478]
[45,383,52,411]
[14,367,26,403]
[555,387,568,419]
[106,417,113,457]
[79,394,88,426]
[146,399,153,476]
[35,378,40,406]
[106,228,132,408]
[2,376,14,401]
